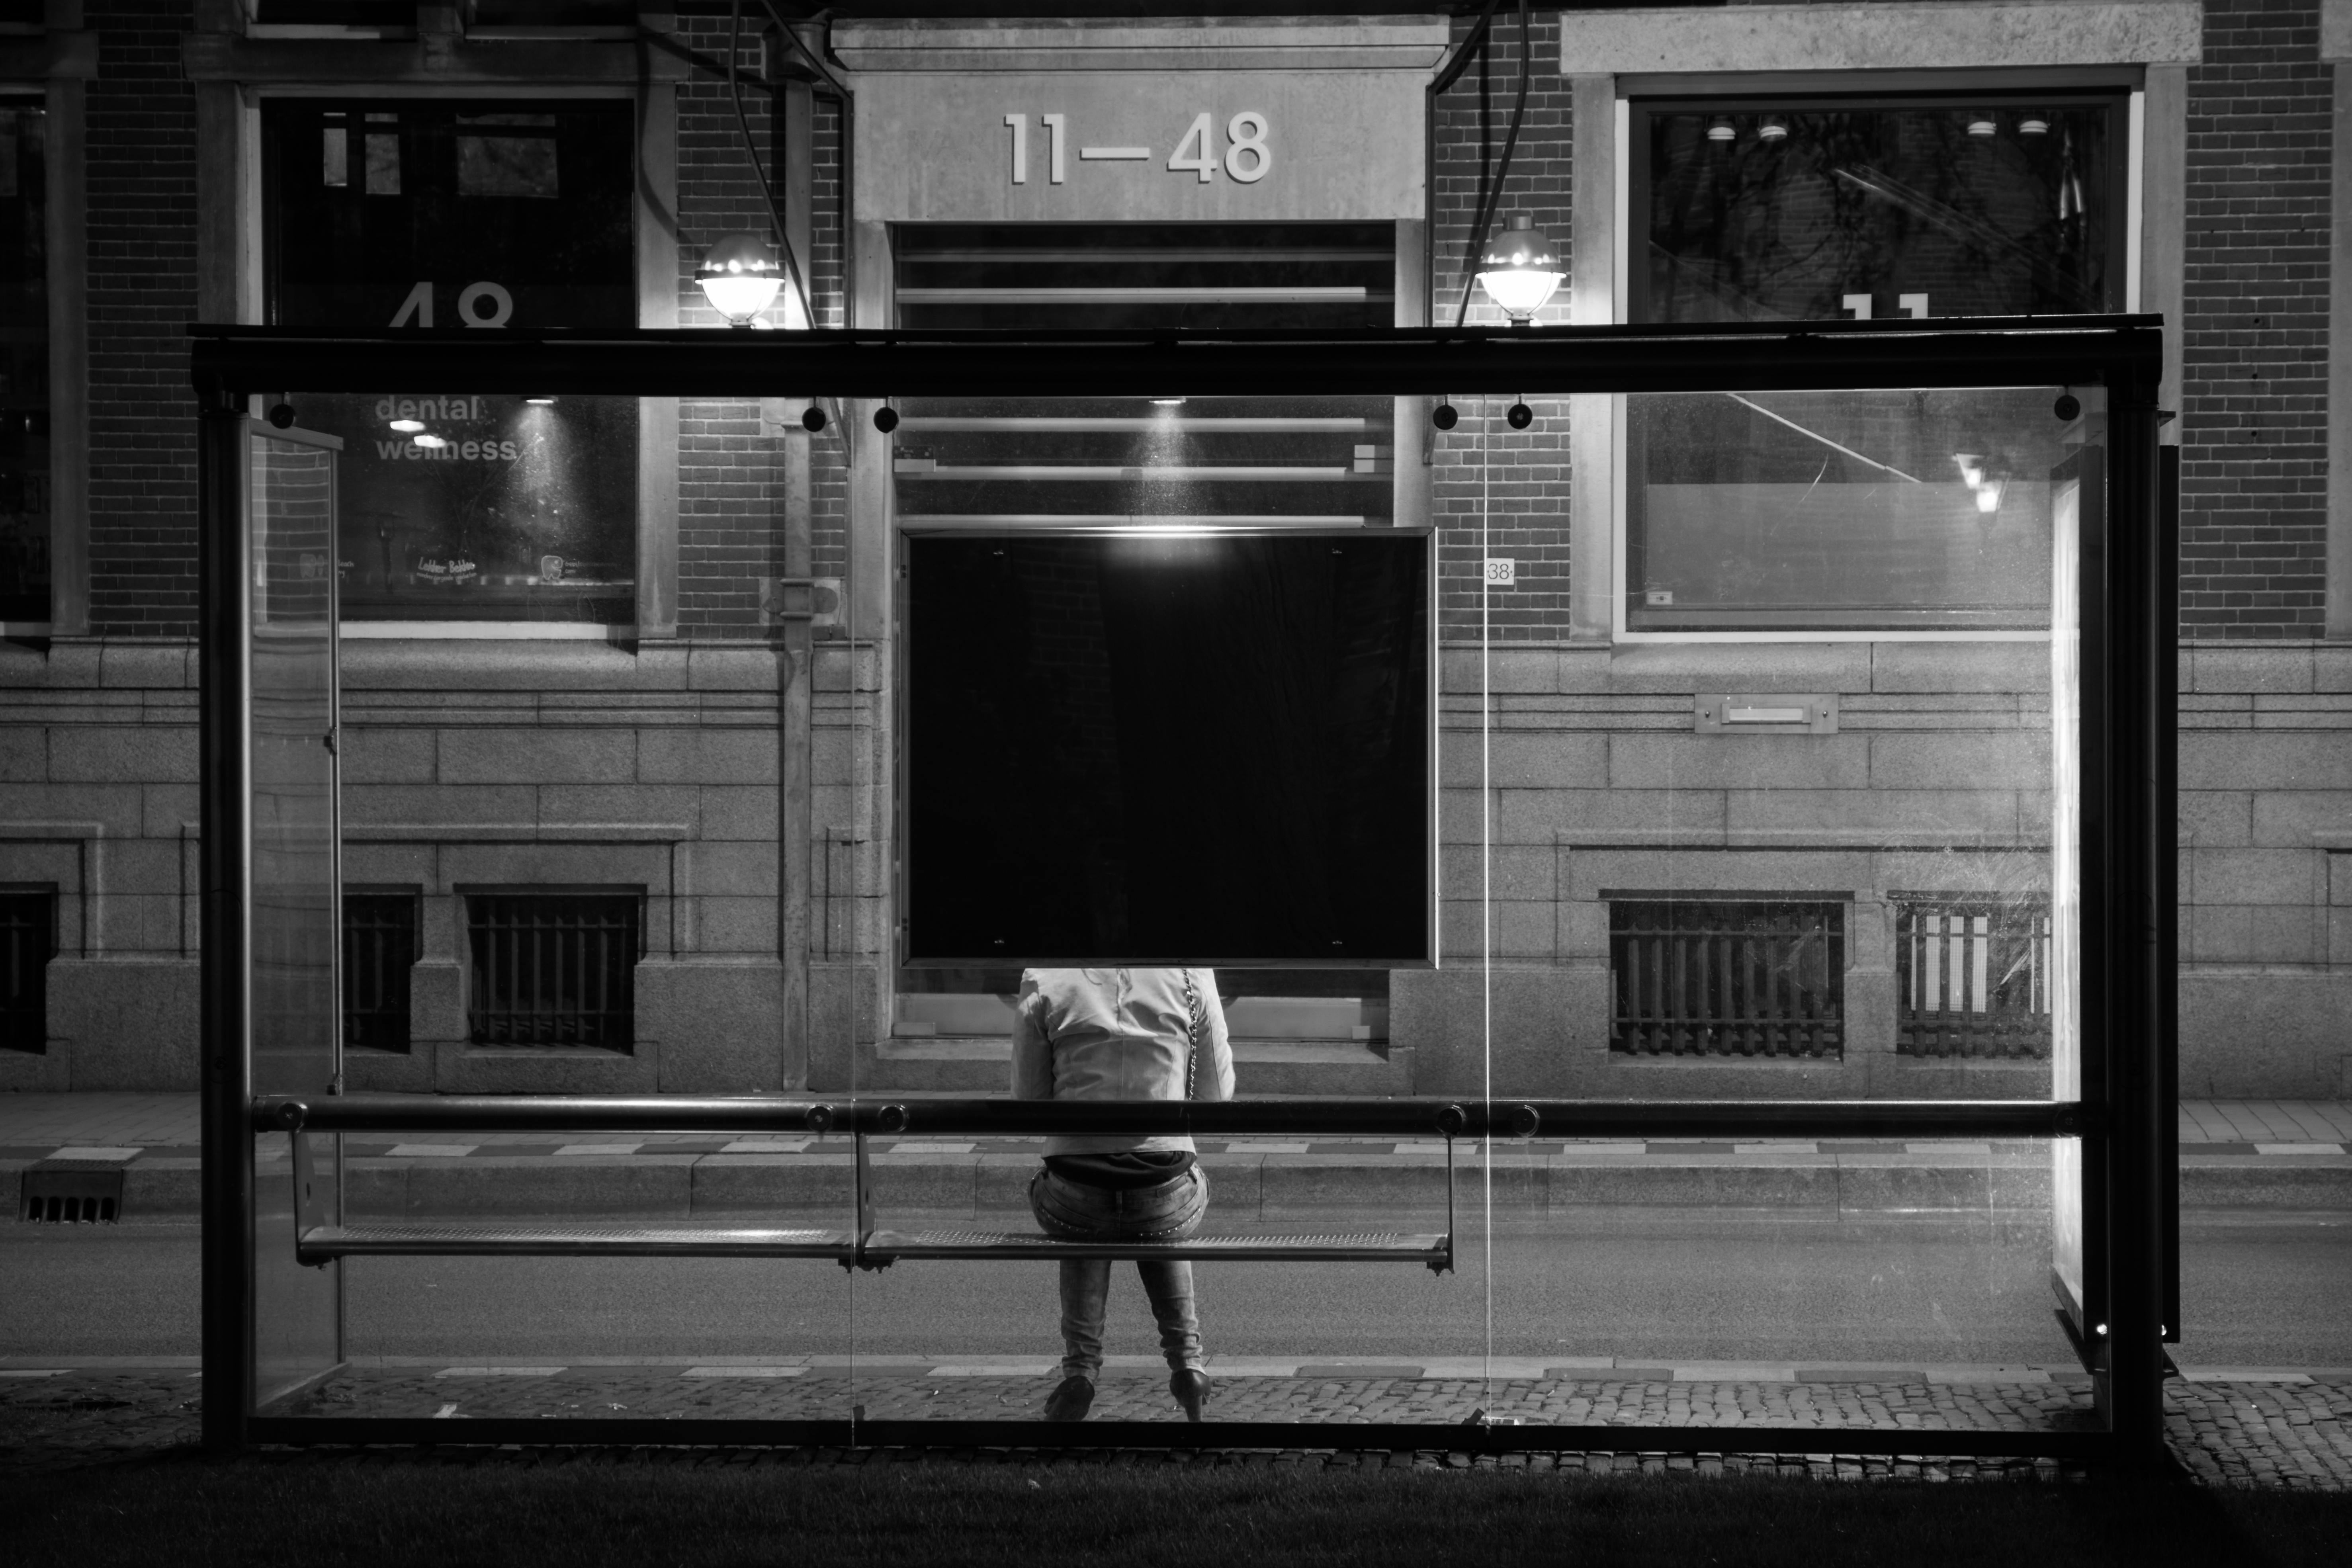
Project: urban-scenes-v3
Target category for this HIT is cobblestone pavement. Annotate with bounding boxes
[2166,1380,2352,1490]
[278,1365,2100,1434]
[7,1369,2346,1488]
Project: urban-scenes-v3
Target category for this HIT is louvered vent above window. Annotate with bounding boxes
[893,221,1395,332]
[889,223,1405,535]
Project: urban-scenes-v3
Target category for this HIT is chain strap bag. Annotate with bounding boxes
[1180,966,1202,1102]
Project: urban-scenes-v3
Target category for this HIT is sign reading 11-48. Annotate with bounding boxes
[1004,110,1271,186]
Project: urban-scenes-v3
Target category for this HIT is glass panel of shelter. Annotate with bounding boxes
[246,423,345,1410]
[240,373,2102,1440]
[1449,384,2096,1433]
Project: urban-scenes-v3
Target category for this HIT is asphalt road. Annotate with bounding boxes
[6,1210,2349,1370]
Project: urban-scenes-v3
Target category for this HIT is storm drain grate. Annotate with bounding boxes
[20,1162,124,1223]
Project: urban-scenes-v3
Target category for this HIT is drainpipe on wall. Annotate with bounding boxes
[1424,2,1502,332]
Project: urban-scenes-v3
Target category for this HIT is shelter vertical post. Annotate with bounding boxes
[781,421,813,1081]
[197,397,253,1454]
[2104,368,2175,1468]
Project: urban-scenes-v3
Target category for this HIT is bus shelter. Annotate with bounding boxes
[191,317,2174,1461]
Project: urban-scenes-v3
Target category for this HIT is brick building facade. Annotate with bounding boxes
[0,3,2346,1101]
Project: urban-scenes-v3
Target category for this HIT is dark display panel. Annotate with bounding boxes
[907,533,1429,965]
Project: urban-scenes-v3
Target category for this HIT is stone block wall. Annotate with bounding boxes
[1412,641,2055,1099]
[335,643,792,1093]
[2176,644,2352,1095]
[0,641,197,1089]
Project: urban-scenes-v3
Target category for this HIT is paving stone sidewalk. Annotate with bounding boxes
[4,1369,2345,1488]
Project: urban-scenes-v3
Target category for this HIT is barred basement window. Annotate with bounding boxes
[1610,898,1844,1059]
[465,890,643,1049]
[0,887,56,1053]
[1895,895,2052,1060]
[343,891,419,1052]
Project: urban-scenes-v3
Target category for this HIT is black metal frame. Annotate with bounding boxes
[194,316,2171,1465]
[0,885,56,1053]
[1624,89,2135,330]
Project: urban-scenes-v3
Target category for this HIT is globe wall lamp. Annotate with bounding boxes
[697,233,784,327]
[1475,214,1564,326]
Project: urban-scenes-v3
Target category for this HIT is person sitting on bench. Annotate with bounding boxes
[1013,965,1236,1423]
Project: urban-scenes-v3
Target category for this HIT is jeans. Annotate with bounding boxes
[1028,1164,1210,1382]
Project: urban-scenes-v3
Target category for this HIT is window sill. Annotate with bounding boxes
[244,25,418,40]
[340,622,631,641]
[463,26,640,42]
[1611,629,2052,645]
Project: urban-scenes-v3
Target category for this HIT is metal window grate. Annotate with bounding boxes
[1,890,56,1054]
[344,893,419,1052]
[1896,897,2053,1060]
[465,892,642,1049]
[21,1165,123,1224]
[1610,899,1844,1059]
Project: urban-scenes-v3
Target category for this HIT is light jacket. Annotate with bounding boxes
[1010,967,1237,1156]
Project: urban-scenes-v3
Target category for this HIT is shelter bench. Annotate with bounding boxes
[269,1095,1463,1275]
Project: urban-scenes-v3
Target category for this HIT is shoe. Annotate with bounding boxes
[1044,1375,1095,1422]
[1170,1368,1210,1423]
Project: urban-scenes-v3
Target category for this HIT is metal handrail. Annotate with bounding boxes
[254,1093,2087,1141]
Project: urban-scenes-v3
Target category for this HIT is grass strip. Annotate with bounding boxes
[5,1456,2349,1567]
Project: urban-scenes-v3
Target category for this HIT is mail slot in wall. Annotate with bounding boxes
[1694,694,1839,735]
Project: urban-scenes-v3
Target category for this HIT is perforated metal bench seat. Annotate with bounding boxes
[859,1229,1452,1267]
[293,1222,855,1267]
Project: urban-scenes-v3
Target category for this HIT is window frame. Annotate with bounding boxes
[342,885,421,1053]
[1609,80,2144,645]
[1606,893,1849,1061]
[0,882,56,1054]
[458,885,648,1051]
[252,84,676,641]
[1625,88,2135,328]
[0,91,47,633]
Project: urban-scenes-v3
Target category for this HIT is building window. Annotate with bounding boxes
[0,101,46,626]
[1894,895,2052,1060]
[466,1,638,30]
[1609,898,1844,1059]
[249,2,414,23]
[465,890,643,1049]
[1,887,56,1053]
[262,100,638,626]
[343,891,419,1052]
[1623,93,2125,636]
